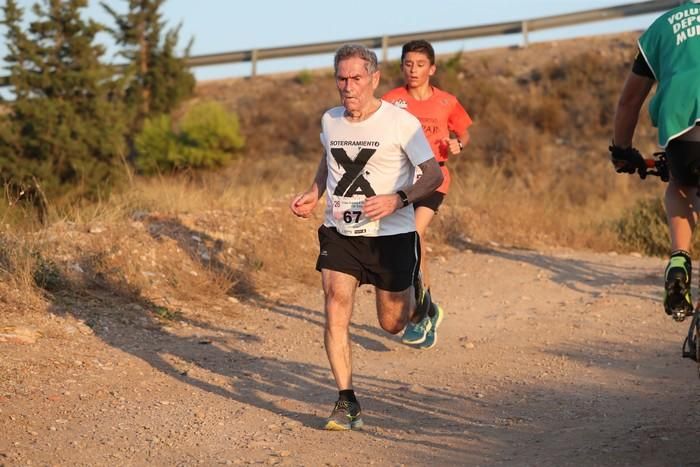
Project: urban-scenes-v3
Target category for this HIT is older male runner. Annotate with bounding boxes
[290,44,442,430]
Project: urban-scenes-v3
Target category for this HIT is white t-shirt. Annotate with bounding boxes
[320,100,434,237]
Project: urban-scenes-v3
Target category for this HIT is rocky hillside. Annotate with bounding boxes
[1,31,666,317]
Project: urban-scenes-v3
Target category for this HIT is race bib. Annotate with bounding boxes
[332,195,380,236]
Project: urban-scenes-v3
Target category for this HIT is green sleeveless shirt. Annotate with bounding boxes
[638,0,700,147]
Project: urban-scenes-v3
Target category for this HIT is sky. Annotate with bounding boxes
[0,0,666,84]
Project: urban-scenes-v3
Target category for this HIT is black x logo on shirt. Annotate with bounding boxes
[330,147,377,197]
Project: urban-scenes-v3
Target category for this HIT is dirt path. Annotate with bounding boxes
[2,246,699,466]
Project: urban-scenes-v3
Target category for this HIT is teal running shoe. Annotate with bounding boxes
[403,275,434,345]
[401,314,432,345]
[324,399,364,431]
[418,304,444,350]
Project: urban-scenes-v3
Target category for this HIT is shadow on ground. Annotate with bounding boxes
[448,237,660,301]
[34,225,700,465]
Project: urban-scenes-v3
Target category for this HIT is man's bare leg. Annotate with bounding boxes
[665,181,698,251]
[375,287,414,334]
[321,269,358,391]
[663,181,698,318]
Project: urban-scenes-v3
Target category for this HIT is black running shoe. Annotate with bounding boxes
[664,254,693,320]
[324,399,363,431]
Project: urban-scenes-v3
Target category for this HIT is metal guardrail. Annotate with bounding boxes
[183,0,679,75]
[0,0,682,85]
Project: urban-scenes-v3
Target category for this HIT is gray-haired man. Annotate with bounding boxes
[290,44,442,430]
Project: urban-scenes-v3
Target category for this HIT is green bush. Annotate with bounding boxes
[133,115,178,174]
[613,197,669,256]
[294,69,313,85]
[180,101,245,152]
[134,101,245,174]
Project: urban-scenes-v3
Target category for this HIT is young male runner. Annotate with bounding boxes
[290,44,443,430]
[611,0,700,320]
[383,40,472,349]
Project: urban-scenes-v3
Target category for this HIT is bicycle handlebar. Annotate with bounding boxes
[641,153,670,182]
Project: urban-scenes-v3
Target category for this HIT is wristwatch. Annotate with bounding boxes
[396,190,409,207]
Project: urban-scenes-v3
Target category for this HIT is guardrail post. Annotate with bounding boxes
[251,49,258,77]
[522,20,529,47]
[381,36,389,63]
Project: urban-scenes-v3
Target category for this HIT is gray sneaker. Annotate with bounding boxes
[324,399,364,431]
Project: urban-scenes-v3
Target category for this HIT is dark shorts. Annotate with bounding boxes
[413,191,445,212]
[316,225,420,292]
[667,139,700,186]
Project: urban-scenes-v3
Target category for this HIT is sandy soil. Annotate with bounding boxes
[2,245,700,466]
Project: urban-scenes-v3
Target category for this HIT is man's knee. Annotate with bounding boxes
[378,305,408,334]
[323,284,354,333]
[325,284,353,311]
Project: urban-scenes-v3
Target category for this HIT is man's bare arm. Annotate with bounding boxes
[613,71,654,147]
[290,152,328,218]
[311,151,328,197]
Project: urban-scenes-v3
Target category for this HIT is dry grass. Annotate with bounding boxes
[1,155,322,313]
[0,232,40,292]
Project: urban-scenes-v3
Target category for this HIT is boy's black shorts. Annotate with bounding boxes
[316,225,420,292]
[414,191,445,212]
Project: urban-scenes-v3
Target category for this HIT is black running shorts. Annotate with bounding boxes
[413,191,445,212]
[316,225,420,292]
[667,139,700,187]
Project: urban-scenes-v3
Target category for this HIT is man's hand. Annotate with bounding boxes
[609,143,647,178]
[290,190,319,218]
[363,194,402,221]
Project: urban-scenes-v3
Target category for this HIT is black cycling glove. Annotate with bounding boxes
[609,143,647,179]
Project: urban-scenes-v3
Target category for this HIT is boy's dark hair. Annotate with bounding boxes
[401,40,435,65]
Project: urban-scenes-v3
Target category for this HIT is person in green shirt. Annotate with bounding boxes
[611,0,700,320]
